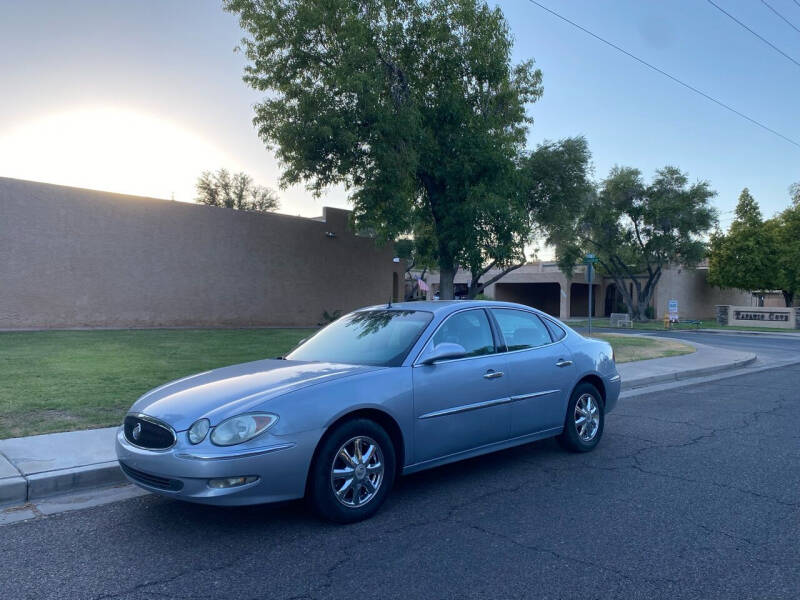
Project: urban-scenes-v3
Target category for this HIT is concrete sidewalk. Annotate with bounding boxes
[0,338,756,509]
[617,338,756,389]
[0,427,124,506]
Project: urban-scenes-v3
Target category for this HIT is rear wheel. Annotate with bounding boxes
[558,382,604,452]
[307,418,395,523]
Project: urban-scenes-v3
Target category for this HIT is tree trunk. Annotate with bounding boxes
[782,290,794,307]
[438,263,456,300]
[612,279,636,318]
[635,295,649,321]
[636,271,660,321]
[617,282,636,319]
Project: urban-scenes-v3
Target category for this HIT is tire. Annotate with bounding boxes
[307,418,396,523]
[558,382,605,453]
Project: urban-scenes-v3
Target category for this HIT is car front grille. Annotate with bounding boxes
[123,414,176,450]
[119,462,184,491]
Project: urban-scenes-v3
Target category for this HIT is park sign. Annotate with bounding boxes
[668,299,679,323]
[716,305,800,329]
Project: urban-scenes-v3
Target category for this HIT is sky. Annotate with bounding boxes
[1,0,798,239]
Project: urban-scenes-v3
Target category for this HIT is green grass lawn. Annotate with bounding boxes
[569,317,795,333]
[591,333,695,363]
[0,326,697,440]
[0,328,316,440]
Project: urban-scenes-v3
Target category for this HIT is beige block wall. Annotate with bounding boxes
[0,178,403,328]
[652,267,752,320]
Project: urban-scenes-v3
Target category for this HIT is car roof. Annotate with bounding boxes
[359,300,548,317]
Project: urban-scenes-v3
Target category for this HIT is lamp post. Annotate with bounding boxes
[584,253,598,336]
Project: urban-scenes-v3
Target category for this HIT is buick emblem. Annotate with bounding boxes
[132,423,142,440]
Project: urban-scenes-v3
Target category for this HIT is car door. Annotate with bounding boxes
[412,308,510,464]
[489,308,574,437]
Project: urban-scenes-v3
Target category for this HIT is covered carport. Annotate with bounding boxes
[569,283,602,317]
[493,282,561,317]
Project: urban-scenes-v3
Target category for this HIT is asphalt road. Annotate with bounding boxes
[2,363,799,599]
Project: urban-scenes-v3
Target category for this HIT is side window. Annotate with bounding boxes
[543,318,566,342]
[491,309,552,351]
[432,310,496,358]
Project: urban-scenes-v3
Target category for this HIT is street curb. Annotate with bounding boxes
[694,329,800,338]
[621,353,757,390]
[0,461,125,508]
[0,476,27,506]
[26,461,125,501]
[620,356,800,399]
[0,429,124,508]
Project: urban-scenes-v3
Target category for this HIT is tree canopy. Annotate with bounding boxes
[707,188,775,295]
[709,185,800,306]
[771,190,800,306]
[195,169,280,212]
[556,166,717,320]
[224,0,543,298]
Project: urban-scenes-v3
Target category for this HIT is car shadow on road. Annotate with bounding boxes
[129,435,565,534]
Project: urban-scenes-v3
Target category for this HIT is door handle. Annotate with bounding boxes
[555,360,573,368]
[484,370,504,379]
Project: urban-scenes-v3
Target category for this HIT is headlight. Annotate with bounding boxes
[187,418,210,444]
[210,413,278,446]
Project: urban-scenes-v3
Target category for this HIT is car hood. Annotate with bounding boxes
[130,359,381,431]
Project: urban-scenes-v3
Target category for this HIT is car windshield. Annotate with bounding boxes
[286,310,433,367]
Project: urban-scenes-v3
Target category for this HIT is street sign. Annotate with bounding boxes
[584,254,597,335]
[668,299,678,322]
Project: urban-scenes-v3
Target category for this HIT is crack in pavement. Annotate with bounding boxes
[462,520,683,590]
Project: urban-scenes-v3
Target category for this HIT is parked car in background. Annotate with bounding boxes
[116,301,620,522]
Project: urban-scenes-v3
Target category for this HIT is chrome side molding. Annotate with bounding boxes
[510,389,560,402]
[419,396,512,419]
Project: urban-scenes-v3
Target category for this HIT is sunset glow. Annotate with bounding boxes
[0,107,234,202]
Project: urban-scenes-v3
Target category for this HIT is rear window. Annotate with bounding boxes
[543,318,567,341]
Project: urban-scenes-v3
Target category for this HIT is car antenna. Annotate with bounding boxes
[387,296,392,308]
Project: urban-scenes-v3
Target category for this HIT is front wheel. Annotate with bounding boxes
[307,419,396,523]
[558,383,604,453]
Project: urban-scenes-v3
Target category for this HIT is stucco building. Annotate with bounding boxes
[425,262,754,321]
[0,177,404,328]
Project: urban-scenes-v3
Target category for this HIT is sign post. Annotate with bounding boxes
[584,253,599,336]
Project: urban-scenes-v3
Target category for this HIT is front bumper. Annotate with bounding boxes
[115,426,322,506]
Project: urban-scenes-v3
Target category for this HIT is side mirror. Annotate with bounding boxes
[420,343,467,365]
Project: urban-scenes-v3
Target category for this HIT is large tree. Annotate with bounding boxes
[556,166,717,321]
[224,0,542,299]
[707,188,777,297]
[195,169,280,212]
[395,230,436,300]
[766,185,800,306]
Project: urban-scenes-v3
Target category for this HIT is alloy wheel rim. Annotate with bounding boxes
[331,436,384,508]
[575,393,600,442]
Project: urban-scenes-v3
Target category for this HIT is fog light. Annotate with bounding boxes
[208,476,258,489]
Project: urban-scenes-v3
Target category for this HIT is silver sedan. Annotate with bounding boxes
[116,300,621,522]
